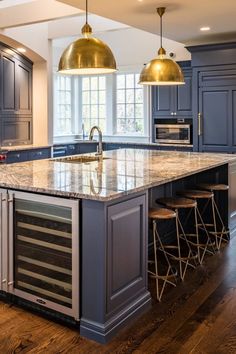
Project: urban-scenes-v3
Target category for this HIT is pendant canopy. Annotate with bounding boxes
[58,0,117,75]
[139,7,184,85]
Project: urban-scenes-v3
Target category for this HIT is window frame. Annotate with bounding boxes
[53,73,76,137]
[53,67,150,140]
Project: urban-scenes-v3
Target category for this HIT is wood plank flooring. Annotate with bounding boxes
[1,237,236,353]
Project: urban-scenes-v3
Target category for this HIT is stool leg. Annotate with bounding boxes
[211,196,219,249]
[212,197,230,248]
[194,206,202,264]
[196,207,215,257]
[153,221,160,301]
[175,210,196,280]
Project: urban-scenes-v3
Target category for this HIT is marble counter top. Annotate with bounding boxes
[0,149,235,201]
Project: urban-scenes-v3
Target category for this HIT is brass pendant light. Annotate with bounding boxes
[139,7,184,85]
[58,0,117,75]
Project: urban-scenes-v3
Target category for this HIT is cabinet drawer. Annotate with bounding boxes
[67,144,79,155]
[28,148,51,161]
[79,143,97,154]
[7,151,29,163]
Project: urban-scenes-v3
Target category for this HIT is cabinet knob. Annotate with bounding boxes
[8,281,14,286]
[171,112,174,115]
[174,112,177,115]
[2,279,6,284]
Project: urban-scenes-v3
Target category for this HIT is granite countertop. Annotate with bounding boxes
[0,149,235,201]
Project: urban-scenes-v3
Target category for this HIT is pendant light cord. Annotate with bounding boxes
[86,0,88,24]
[160,13,162,48]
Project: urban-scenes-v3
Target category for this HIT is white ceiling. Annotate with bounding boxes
[0,0,38,8]
[57,0,236,45]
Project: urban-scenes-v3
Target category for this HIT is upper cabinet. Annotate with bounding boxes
[0,44,33,146]
[1,50,32,116]
[152,63,192,118]
[187,42,236,153]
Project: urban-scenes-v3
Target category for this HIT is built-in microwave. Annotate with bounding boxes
[154,123,191,145]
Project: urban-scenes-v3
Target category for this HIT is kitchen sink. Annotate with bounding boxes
[52,155,110,163]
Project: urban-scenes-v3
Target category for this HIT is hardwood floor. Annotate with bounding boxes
[1,237,236,353]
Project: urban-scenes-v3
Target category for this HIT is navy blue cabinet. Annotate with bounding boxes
[187,42,236,153]
[79,143,97,153]
[28,147,51,160]
[152,65,192,118]
[0,43,33,146]
[152,86,173,117]
[7,147,51,163]
[198,87,231,152]
[193,66,236,153]
[7,150,29,163]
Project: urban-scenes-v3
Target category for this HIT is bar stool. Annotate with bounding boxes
[177,190,216,258]
[148,208,178,301]
[197,183,230,249]
[154,199,197,281]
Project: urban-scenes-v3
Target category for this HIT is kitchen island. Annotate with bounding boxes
[0,149,236,343]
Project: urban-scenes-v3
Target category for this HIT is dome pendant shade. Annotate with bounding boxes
[139,7,184,85]
[139,57,185,85]
[58,0,117,75]
[58,36,117,75]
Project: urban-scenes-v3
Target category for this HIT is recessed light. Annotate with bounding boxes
[17,47,26,53]
[200,26,210,31]
[137,0,143,2]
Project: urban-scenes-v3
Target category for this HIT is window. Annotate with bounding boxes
[53,70,147,139]
[54,75,73,136]
[81,76,107,134]
[116,73,144,134]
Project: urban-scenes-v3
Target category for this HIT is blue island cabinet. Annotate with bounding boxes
[80,192,151,343]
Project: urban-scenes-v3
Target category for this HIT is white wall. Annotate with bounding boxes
[53,27,190,70]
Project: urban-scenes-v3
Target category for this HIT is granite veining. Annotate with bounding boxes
[0,149,235,201]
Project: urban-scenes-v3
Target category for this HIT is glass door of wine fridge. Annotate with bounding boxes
[7,191,79,320]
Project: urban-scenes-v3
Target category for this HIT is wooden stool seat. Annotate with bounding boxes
[198,183,229,191]
[149,208,176,220]
[177,189,214,199]
[157,197,197,209]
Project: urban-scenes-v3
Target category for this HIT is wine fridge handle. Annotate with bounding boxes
[8,192,14,292]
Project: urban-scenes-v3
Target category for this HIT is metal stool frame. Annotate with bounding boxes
[148,218,177,301]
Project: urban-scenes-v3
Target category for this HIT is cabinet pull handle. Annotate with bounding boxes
[8,198,13,203]
[8,281,14,286]
[2,279,6,284]
[198,113,202,136]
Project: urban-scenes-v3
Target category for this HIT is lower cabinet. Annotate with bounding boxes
[6,147,51,163]
[0,190,80,320]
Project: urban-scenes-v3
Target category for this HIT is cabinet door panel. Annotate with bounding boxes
[199,88,229,151]
[2,54,16,113]
[152,86,173,116]
[176,76,192,115]
[17,62,32,114]
[107,195,147,313]
[2,117,32,146]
